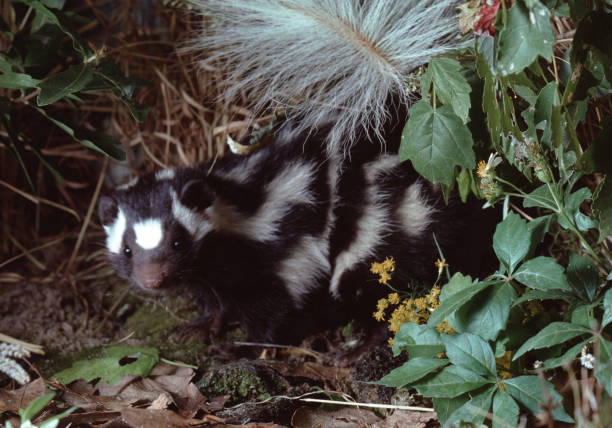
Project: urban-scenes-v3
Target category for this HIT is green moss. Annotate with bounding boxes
[197,362,288,405]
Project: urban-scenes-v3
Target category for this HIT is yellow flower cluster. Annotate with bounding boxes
[372,286,454,335]
[370,257,395,285]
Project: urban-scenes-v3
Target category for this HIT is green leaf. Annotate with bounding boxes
[441,333,496,378]
[579,118,612,174]
[457,167,471,203]
[33,106,125,160]
[603,288,612,329]
[503,376,573,423]
[534,82,561,147]
[411,365,491,399]
[597,338,612,395]
[400,100,475,186]
[19,392,55,421]
[492,388,519,428]
[567,254,599,302]
[477,36,502,149]
[540,339,590,370]
[452,281,517,342]
[513,322,592,360]
[52,346,159,386]
[571,303,599,329]
[593,176,612,242]
[433,396,468,426]
[37,64,94,106]
[427,57,472,123]
[392,322,444,358]
[446,386,495,427]
[377,358,449,388]
[0,71,41,89]
[558,187,592,231]
[428,274,491,327]
[513,288,577,305]
[514,256,572,291]
[523,184,559,211]
[497,1,555,76]
[493,212,531,273]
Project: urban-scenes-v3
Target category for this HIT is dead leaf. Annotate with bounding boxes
[266,361,350,383]
[103,407,198,428]
[0,377,48,414]
[370,410,437,428]
[291,406,381,428]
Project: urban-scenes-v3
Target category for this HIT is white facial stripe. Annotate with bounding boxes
[133,218,164,250]
[103,208,127,254]
[399,182,435,237]
[170,190,212,240]
[155,169,175,181]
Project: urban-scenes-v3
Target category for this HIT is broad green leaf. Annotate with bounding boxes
[52,346,159,386]
[571,303,599,329]
[34,106,125,160]
[441,333,496,378]
[477,43,502,148]
[392,322,444,358]
[523,184,559,211]
[513,322,592,360]
[603,288,612,329]
[492,388,519,428]
[0,71,41,89]
[593,177,612,243]
[504,376,573,423]
[452,281,516,341]
[446,386,495,427]
[433,396,468,426]
[411,365,491,399]
[493,212,531,273]
[526,215,552,258]
[513,288,576,305]
[37,64,93,106]
[558,187,592,230]
[428,274,491,327]
[541,339,590,370]
[426,57,472,123]
[400,101,475,186]
[567,254,599,302]
[497,1,554,76]
[457,167,471,203]
[377,358,449,387]
[514,256,572,291]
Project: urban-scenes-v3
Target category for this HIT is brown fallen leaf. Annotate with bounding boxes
[102,407,200,428]
[266,361,350,384]
[370,410,438,428]
[291,405,382,428]
[0,377,48,414]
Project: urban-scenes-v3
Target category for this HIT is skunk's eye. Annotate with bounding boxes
[173,240,182,250]
[124,246,132,258]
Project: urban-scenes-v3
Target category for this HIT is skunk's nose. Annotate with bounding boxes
[135,263,167,289]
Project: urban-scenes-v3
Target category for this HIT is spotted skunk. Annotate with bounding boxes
[99,0,497,344]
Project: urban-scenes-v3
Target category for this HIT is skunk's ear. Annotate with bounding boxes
[98,195,118,226]
[179,179,215,210]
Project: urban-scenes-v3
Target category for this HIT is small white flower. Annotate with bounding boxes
[580,353,595,369]
[533,360,543,369]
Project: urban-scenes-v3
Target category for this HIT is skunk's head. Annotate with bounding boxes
[98,168,214,291]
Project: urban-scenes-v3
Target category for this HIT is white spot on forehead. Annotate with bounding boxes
[170,190,212,240]
[133,218,164,250]
[155,168,175,181]
[103,208,127,254]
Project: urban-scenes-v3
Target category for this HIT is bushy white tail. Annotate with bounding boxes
[189,0,462,153]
